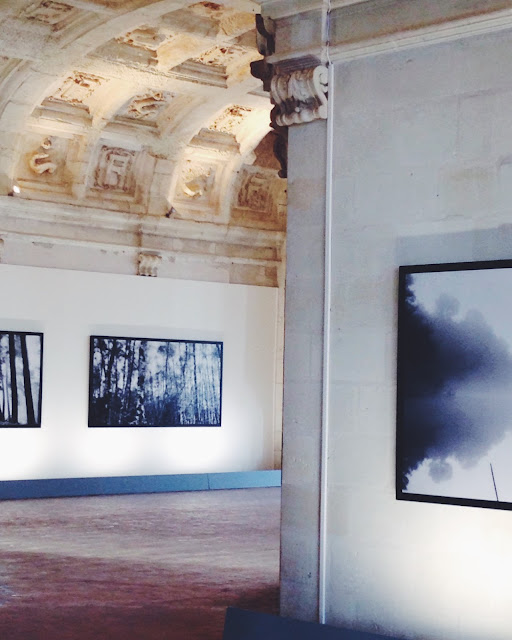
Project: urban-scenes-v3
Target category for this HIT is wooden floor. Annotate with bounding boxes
[0,487,281,640]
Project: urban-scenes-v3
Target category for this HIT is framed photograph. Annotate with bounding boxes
[397,259,512,510]
[89,336,223,427]
[0,331,43,428]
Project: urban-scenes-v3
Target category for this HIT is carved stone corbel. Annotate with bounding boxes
[270,65,328,127]
[138,252,161,277]
[251,15,329,178]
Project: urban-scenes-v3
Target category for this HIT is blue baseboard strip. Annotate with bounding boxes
[0,470,282,500]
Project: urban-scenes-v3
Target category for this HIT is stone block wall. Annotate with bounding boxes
[325,27,512,640]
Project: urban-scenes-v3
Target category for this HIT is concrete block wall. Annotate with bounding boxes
[322,28,512,640]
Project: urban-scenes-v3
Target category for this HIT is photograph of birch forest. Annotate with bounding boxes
[0,331,43,427]
[89,336,223,427]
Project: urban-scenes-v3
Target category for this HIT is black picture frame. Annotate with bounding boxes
[0,331,43,428]
[88,335,223,428]
[396,259,512,510]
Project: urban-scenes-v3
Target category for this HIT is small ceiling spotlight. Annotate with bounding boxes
[7,184,20,197]
[165,206,177,218]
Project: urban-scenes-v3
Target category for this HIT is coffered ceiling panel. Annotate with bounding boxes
[0,0,282,227]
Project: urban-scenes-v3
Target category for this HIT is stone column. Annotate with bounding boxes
[253,9,331,620]
[280,116,327,621]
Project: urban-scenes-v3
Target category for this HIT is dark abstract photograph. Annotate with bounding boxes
[89,336,223,428]
[396,260,512,510]
[0,331,43,428]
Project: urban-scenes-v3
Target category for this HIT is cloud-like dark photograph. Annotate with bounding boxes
[396,261,512,509]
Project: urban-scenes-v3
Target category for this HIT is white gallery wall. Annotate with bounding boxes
[322,28,512,640]
[0,264,278,480]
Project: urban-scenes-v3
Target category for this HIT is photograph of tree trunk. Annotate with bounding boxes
[0,331,43,428]
[88,336,223,427]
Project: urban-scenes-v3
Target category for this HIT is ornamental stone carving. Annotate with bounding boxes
[29,138,57,175]
[209,105,252,134]
[232,166,286,230]
[126,91,168,120]
[94,146,135,193]
[138,253,161,277]
[237,171,270,212]
[51,72,104,105]
[270,65,328,127]
[180,161,215,200]
[250,16,329,177]
[23,1,74,26]
[195,45,239,70]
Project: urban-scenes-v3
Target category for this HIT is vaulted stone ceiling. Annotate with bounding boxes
[0,0,285,287]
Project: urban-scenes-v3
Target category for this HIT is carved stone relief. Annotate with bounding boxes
[190,128,240,153]
[270,65,329,127]
[180,160,215,200]
[23,1,75,28]
[237,170,270,212]
[29,137,58,175]
[232,166,287,231]
[124,91,170,120]
[16,134,76,197]
[50,72,105,107]
[94,146,136,194]
[138,253,161,277]
[195,45,245,70]
[209,105,252,135]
